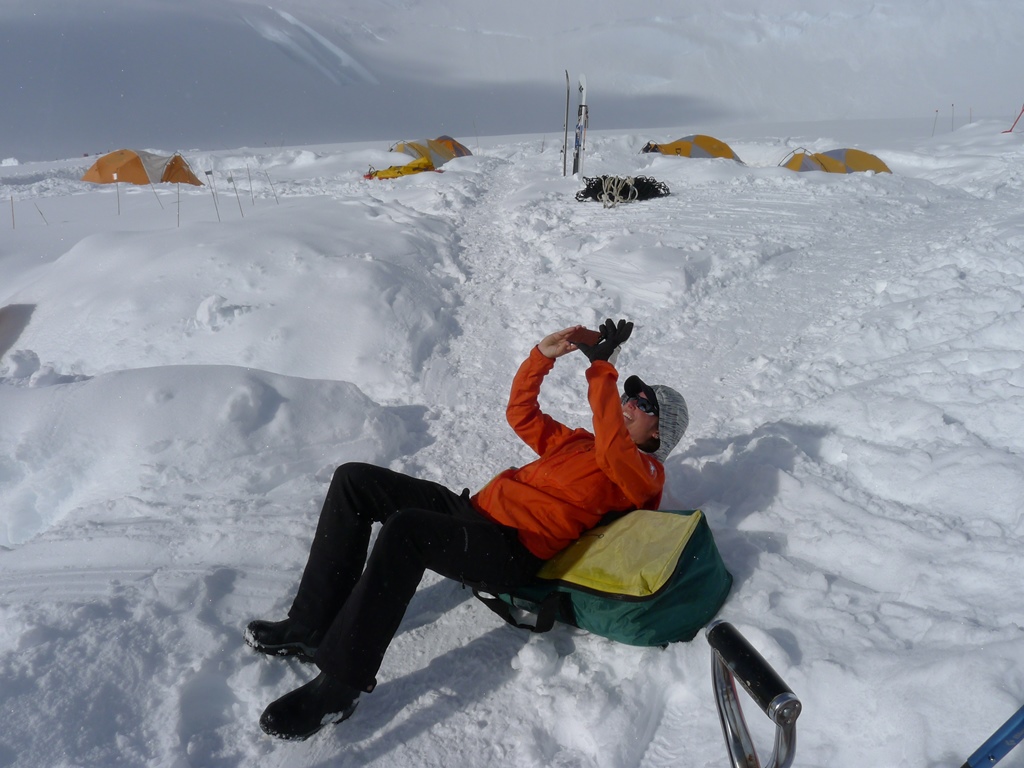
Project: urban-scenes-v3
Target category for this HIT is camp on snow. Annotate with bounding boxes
[640,135,743,163]
[81,149,204,186]
[364,136,473,179]
[778,147,892,174]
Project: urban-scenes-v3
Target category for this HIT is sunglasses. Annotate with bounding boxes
[628,396,658,416]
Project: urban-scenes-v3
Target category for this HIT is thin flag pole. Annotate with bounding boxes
[229,174,244,218]
[205,170,221,222]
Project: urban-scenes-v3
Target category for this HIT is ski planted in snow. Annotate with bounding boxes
[571,74,589,176]
[562,70,570,176]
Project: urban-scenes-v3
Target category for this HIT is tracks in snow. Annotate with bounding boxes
[398,147,588,488]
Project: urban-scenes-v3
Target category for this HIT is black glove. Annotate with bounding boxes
[576,318,633,363]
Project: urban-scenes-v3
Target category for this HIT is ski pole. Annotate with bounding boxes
[961,703,1024,768]
[562,70,570,176]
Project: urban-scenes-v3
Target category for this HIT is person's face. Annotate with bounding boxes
[623,396,660,445]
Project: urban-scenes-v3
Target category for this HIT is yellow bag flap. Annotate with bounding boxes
[536,510,702,598]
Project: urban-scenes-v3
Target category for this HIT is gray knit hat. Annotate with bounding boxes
[622,375,689,463]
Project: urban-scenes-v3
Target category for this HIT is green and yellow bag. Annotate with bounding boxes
[476,509,732,646]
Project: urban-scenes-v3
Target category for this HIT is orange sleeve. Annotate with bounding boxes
[505,346,575,456]
[586,361,664,507]
[472,353,665,559]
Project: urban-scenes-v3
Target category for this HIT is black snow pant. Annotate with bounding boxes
[287,462,544,692]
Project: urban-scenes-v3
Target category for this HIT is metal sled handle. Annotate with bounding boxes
[706,620,802,768]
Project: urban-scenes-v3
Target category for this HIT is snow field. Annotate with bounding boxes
[1,120,1024,766]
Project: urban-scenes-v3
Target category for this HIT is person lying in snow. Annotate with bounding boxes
[245,318,689,741]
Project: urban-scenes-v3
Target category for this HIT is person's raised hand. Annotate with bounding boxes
[575,318,633,363]
[538,326,586,359]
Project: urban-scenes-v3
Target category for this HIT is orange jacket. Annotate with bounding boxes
[471,346,664,559]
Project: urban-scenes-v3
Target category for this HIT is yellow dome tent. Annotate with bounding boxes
[640,134,743,163]
[82,149,204,186]
[364,136,473,179]
[779,148,891,174]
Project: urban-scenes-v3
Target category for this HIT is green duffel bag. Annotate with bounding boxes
[476,509,732,646]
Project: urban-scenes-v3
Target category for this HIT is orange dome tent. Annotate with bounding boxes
[640,134,743,163]
[779,148,891,174]
[364,136,472,179]
[82,149,203,186]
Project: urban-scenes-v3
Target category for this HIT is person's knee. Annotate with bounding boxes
[330,462,390,499]
[331,462,371,485]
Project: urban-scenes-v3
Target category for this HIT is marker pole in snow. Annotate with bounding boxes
[571,74,588,177]
[228,174,244,218]
[265,172,280,205]
[960,703,1024,768]
[205,170,221,222]
[562,70,570,176]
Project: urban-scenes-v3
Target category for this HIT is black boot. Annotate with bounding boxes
[244,618,321,662]
[259,671,360,741]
